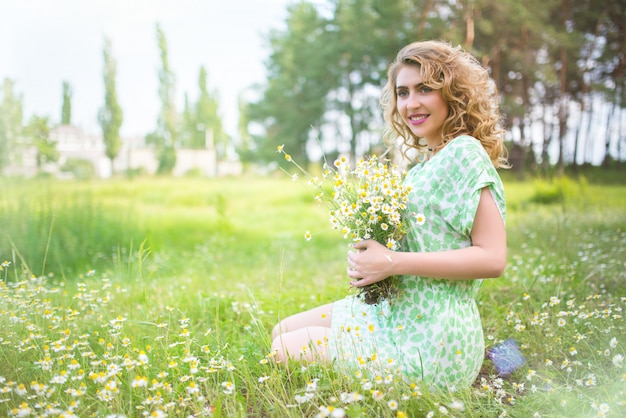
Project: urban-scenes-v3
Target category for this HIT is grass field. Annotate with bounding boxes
[0,174,624,417]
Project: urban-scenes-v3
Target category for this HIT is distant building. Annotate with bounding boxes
[5,125,242,178]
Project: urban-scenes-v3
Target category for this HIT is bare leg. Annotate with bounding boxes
[271,302,334,364]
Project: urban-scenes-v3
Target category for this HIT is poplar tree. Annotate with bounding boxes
[152,23,177,174]
[195,66,225,152]
[0,79,23,173]
[98,37,124,174]
[61,80,72,125]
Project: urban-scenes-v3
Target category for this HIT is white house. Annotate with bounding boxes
[6,125,242,178]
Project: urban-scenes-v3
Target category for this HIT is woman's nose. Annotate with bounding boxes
[406,92,421,110]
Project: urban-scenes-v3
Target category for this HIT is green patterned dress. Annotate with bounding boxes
[329,135,506,388]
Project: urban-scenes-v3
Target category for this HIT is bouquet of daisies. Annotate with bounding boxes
[277,145,412,304]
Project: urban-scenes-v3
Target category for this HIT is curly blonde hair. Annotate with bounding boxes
[381,40,509,168]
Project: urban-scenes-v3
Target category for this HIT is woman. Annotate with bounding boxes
[271,40,508,388]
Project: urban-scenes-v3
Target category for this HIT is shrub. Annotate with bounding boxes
[529,176,586,205]
[60,158,96,180]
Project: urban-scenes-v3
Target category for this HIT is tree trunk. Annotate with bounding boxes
[345,76,358,166]
[517,120,527,180]
[556,0,570,176]
[583,96,595,164]
[541,104,554,174]
[571,102,583,173]
[463,0,475,51]
[601,101,616,169]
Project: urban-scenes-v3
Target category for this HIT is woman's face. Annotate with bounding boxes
[395,65,448,146]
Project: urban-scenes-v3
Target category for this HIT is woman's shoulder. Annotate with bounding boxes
[446,135,490,161]
[448,135,482,150]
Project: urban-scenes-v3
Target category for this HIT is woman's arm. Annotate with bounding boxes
[347,187,507,286]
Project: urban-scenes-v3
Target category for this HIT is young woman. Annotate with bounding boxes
[271,40,508,388]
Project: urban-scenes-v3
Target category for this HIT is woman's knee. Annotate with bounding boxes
[270,326,331,365]
[270,334,287,363]
[271,321,283,340]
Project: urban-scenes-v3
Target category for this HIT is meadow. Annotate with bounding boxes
[0,173,624,417]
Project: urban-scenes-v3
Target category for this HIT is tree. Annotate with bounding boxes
[249,0,625,170]
[247,2,336,166]
[326,0,438,163]
[98,37,124,174]
[61,80,72,125]
[179,93,195,148]
[149,23,178,174]
[195,66,226,155]
[26,115,58,171]
[0,79,23,173]
[236,93,253,163]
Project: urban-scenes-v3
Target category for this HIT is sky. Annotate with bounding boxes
[0,0,293,139]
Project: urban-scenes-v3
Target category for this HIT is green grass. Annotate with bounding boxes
[0,175,624,417]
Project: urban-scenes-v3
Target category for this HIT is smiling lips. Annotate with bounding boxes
[408,114,429,125]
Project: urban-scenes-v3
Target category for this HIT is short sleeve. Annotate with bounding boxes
[443,136,506,236]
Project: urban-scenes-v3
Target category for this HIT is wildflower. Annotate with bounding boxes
[388,400,399,410]
[613,354,624,368]
[414,213,425,225]
[597,403,610,416]
[557,318,566,327]
[258,375,270,383]
[448,400,465,411]
[50,370,69,384]
[276,144,284,153]
[304,231,312,241]
[15,383,27,396]
[340,391,364,403]
[13,402,32,417]
[138,351,149,365]
[610,337,618,349]
[323,406,347,418]
[371,390,384,401]
[131,376,148,388]
[585,374,597,386]
[186,381,200,395]
[294,393,313,404]
[306,379,319,393]
[221,381,235,395]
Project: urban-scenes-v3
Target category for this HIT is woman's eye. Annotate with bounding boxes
[419,86,433,94]
[397,90,408,97]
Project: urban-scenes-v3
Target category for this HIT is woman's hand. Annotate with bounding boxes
[346,240,395,287]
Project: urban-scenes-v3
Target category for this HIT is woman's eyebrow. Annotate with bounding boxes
[396,82,426,90]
